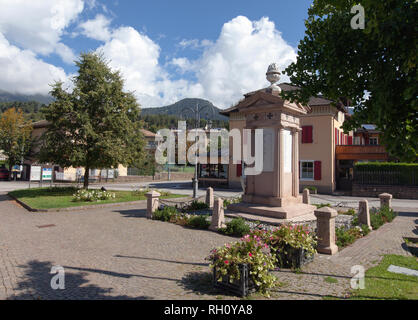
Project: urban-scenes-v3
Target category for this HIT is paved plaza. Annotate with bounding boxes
[0,181,417,300]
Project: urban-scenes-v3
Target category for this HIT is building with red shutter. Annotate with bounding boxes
[220,83,351,193]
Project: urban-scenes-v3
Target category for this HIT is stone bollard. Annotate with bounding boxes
[145,190,160,219]
[303,188,310,205]
[209,197,226,231]
[314,206,338,255]
[206,187,214,208]
[358,200,372,230]
[379,193,392,209]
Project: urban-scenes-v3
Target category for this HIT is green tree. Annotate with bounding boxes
[40,52,146,188]
[0,108,32,170]
[281,0,417,161]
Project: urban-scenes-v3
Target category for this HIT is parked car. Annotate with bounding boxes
[0,168,10,180]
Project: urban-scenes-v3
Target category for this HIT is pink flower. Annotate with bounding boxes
[224,260,229,264]
[248,253,252,257]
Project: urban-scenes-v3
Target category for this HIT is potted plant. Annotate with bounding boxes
[208,236,277,297]
[249,225,317,269]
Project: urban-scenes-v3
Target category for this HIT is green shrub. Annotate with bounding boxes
[360,224,371,236]
[306,186,317,192]
[314,203,331,209]
[336,224,371,248]
[152,206,179,222]
[219,218,250,237]
[370,209,385,229]
[380,205,397,223]
[187,200,209,211]
[345,208,356,215]
[187,215,210,229]
[223,196,242,207]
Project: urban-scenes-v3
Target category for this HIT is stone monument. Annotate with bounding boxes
[228,63,315,219]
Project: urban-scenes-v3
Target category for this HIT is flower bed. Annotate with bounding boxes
[152,205,210,229]
[248,225,317,269]
[72,189,115,202]
[337,205,397,248]
[208,235,277,296]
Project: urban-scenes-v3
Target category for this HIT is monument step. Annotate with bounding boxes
[227,202,316,219]
[225,210,317,226]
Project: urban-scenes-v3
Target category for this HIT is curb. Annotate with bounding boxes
[8,193,190,213]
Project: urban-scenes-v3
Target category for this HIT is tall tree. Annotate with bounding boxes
[40,53,146,188]
[0,108,32,170]
[281,0,417,161]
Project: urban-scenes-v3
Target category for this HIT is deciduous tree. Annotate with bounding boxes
[0,108,32,170]
[40,53,146,188]
[281,0,417,161]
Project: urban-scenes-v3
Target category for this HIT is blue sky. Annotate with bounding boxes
[0,0,312,108]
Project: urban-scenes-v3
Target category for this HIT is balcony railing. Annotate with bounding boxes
[336,145,388,160]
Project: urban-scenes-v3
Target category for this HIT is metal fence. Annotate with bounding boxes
[353,169,418,186]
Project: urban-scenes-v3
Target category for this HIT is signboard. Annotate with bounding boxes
[42,168,52,181]
[55,172,64,181]
[30,166,41,181]
[100,169,115,179]
[11,165,20,172]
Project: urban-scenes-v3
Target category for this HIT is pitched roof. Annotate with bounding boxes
[220,83,346,115]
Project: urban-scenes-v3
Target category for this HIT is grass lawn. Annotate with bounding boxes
[9,187,185,210]
[350,254,418,300]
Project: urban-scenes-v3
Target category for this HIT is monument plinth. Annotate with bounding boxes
[228,63,315,219]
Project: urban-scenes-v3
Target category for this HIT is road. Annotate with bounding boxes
[0,180,417,211]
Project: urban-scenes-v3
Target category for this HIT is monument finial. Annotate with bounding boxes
[266,63,281,93]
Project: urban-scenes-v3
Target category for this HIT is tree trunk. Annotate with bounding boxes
[83,167,89,189]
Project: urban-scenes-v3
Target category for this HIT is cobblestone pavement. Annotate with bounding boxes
[0,192,416,300]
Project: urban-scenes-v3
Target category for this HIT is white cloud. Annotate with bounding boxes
[55,43,77,64]
[0,0,84,63]
[189,16,297,107]
[0,33,67,95]
[79,14,112,42]
[97,16,296,108]
[0,9,296,108]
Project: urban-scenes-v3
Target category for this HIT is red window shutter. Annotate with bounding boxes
[314,161,322,180]
[348,136,353,145]
[301,126,306,143]
[236,164,242,177]
[307,126,313,143]
[302,126,313,143]
[335,128,338,145]
[340,132,343,145]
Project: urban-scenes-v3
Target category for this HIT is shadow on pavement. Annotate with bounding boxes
[62,265,179,283]
[113,208,147,218]
[12,260,150,300]
[114,254,209,267]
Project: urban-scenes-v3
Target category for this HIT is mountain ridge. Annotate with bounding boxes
[141,98,227,121]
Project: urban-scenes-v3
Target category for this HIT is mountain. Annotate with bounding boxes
[0,90,54,104]
[141,98,228,121]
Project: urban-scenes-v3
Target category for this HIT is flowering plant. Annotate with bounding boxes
[207,235,277,295]
[249,224,317,257]
[72,189,116,202]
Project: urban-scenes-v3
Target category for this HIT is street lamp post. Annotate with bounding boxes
[181,103,214,199]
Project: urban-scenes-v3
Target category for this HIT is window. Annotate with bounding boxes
[369,137,378,145]
[199,164,228,179]
[300,161,314,180]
